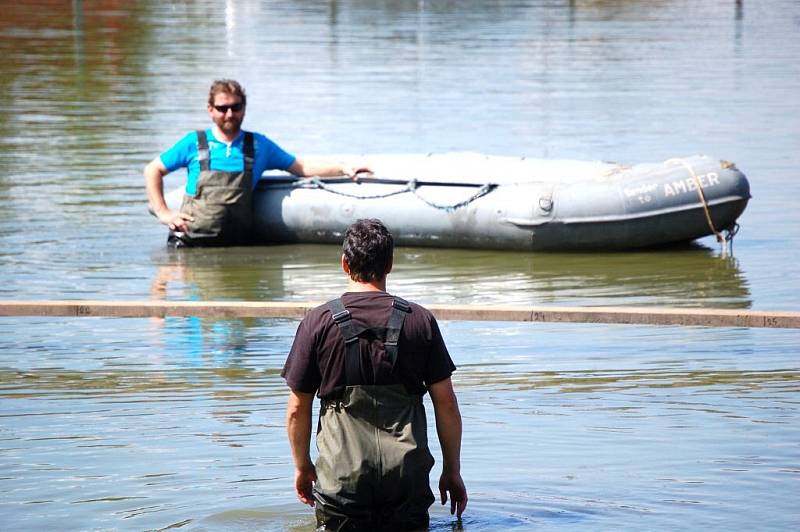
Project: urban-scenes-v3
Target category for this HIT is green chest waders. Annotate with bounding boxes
[169,130,255,247]
[314,297,435,531]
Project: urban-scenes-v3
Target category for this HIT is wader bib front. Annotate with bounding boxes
[169,130,255,247]
[314,297,435,531]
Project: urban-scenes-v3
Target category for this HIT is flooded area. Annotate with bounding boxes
[1,1,799,530]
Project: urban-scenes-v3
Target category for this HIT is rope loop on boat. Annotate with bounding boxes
[305,178,498,212]
[667,158,727,249]
[305,177,411,200]
[720,223,739,257]
[410,183,498,212]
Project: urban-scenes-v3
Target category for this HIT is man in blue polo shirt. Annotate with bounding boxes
[144,79,368,247]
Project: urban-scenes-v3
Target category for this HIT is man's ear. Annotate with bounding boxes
[385,256,393,275]
[341,254,350,275]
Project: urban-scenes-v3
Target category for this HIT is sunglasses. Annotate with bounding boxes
[212,102,244,113]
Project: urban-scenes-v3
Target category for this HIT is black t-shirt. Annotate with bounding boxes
[282,291,455,399]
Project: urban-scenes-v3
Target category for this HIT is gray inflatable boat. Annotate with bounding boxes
[166,152,750,250]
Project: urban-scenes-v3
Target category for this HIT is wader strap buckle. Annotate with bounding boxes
[196,129,210,172]
[392,298,411,313]
[330,309,351,324]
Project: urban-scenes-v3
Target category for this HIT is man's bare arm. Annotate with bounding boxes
[287,158,371,179]
[429,377,468,517]
[143,157,193,232]
[286,390,316,506]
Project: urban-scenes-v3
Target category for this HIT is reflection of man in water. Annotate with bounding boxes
[283,219,467,530]
[148,254,255,366]
[144,79,369,247]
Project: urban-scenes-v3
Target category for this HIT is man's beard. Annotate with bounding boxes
[215,115,242,134]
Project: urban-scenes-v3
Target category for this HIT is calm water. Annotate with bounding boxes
[1,0,799,530]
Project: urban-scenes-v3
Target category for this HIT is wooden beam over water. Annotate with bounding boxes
[0,300,798,329]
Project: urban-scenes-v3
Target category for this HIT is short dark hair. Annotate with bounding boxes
[342,219,394,283]
[208,79,247,106]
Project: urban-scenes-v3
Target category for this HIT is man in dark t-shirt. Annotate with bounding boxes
[283,219,467,530]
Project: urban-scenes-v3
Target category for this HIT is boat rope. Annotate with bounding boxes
[668,158,733,256]
[305,177,498,212]
[305,177,410,200]
[408,180,498,212]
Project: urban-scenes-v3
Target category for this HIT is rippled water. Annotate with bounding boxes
[3,318,799,530]
[1,0,799,530]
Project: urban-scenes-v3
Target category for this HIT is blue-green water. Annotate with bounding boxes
[1,1,799,530]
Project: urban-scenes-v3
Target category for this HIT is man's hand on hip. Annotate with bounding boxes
[156,209,193,232]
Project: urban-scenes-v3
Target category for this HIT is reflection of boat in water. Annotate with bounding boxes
[252,153,750,251]
[149,241,751,309]
[387,244,752,309]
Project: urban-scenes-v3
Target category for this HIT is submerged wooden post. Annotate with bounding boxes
[0,300,798,329]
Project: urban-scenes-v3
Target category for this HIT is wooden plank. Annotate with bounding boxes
[0,300,799,329]
[425,304,800,329]
[0,300,315,319]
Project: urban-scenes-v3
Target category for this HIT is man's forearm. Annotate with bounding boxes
[435,402,462,472]
[308,163,347,178]
[288,158,347,178]
[429,379,463,472]
[288,158,372,179]
[144,159,169,215]
[286,391,314,469]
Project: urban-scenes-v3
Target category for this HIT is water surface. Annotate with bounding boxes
[1,1,799,530]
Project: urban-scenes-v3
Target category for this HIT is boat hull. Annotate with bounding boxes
[250,154,750,250]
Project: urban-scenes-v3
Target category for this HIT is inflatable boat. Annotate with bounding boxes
[167,153,751,251]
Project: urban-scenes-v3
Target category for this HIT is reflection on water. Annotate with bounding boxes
[458,365,800,394]
[390,243,751,308]
[147,241,751,306]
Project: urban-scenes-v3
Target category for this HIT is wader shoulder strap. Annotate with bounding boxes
[196,130,210,172]
[243,132,254,178]
[327,298,365,385]
[327,297,412,384]
[386,297,411,368]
